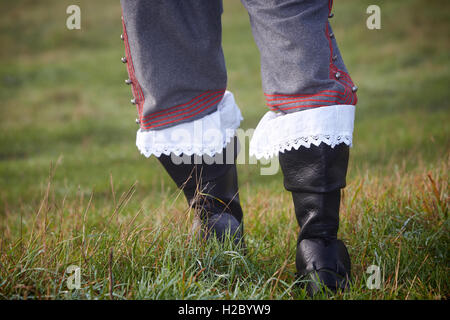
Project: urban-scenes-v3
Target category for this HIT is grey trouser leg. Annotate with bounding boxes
[241,0,357,113]
[120,0,357,131]
[120,0,226,131]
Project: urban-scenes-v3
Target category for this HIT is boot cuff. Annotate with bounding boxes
[136,91,243,157]
[249,105,355,160]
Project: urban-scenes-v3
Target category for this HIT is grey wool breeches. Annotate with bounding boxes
[120,0,357,159]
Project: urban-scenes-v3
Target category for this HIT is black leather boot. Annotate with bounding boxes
[279,143,351,295]
[158,137,244,246]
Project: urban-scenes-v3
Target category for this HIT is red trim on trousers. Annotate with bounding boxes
[141,90,224,121]
[140,91,225,127]
[140,93,224,130]
[121,13,145,123]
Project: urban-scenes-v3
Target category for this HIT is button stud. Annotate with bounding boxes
[329,32,334,38]
[121,57,127,63]
[120,34,124,40]
[329,13,334,18]
[335,72,341,79]
[125,79,132,85]
[352,86,358,92]
[131,98,137,104]
[332,54,338,61]
[135,118,140,124]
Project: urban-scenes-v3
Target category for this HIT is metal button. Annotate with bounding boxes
[352,86,358,92]
[335,72,341,79]
[332,54,338,61]
[125,79,132,85]
[329,13,334,18]
[121,57,127,63]
[135,118,140,124]
[120,34,124,40]
[329,32,334,38]
[131,98,137,104]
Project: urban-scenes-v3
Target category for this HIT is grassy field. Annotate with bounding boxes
[0,0,448,299]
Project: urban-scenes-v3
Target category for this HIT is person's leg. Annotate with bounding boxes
[120,0,244,243]
[158,137,244,245]
[243,0,356,294]
[121,0,228,130]
[242,0,357,117]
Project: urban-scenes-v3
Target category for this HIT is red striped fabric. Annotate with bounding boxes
[140,90,225,129]
[141,92,224,129]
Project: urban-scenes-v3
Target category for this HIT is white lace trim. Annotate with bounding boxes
[136,91,243,157]
[249,105,355,159]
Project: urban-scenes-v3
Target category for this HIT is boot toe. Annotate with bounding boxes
[205,213,243,245]
[305,269,350,296]
[296,238,351,295]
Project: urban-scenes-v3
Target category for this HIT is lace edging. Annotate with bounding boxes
[137,126,241,158]
[250,134,353,159]
[136,91,243,158]
[249,104,355,159]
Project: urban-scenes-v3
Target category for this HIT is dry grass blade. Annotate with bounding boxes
[109,248,114,300]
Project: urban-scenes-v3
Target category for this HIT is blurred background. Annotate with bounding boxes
[0,0,448,299]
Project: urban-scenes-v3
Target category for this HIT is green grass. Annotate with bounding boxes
[0,0,449,299]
